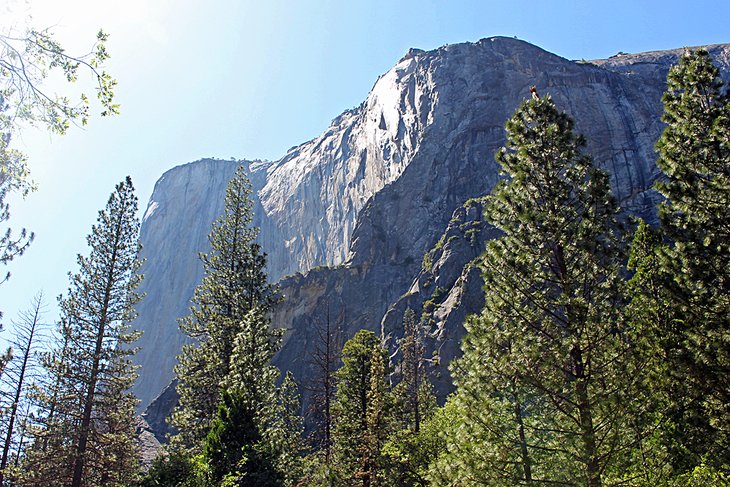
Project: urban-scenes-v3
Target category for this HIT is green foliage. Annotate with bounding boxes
[421,252,433,272]
[171,166,304,485]
[652,48,730,470]
[268,372,306,485]
[136,450,203,487]
[1,27,118,135]
[172,166,278,449]
[0,131,33,277]
[331,329,390,485]
[0,23,118,284]
[671,463,730,486]
[422,287,446,319]
[202,389,281,486]
[381,424,441,487]
[435,96,651,486]
[21,177,142,486]
[381,309,439,486]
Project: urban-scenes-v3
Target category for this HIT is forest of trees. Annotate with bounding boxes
[0,44,727,486]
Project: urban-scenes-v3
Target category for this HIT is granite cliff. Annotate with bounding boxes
[131,38,730,427]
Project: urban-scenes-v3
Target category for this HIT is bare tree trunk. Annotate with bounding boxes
[0,294,43,483]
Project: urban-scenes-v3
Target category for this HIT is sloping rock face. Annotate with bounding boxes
[133,38,730,419]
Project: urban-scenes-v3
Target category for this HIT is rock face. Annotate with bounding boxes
[132,38,730,420]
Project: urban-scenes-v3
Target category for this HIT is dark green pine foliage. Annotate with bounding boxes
[217,307,300,485]
[202,389,281,486]
[434,96,648,486]
[653,48,729,468]
[136,450,200,487]
[23,177,143,486]
[331,330,390,486]
[200,357,302,486]
[172,165,277,449]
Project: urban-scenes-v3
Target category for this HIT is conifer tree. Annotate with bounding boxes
[381,308,437,486]
[224,307,282,422]
[22,177,142,486]
[202,388,281,486]
[172,166,277,449]
[652,48,729,467]
[270,371,305,486]
[218,306,297,484]
[0,292,48,484]
[435,96,647,486]
[331,330,390,486]
[624,221,678,483]
[364,346,388,486]
[20,321,75,485]
[391,308,435,434]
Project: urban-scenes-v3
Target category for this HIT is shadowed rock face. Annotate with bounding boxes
[132,38,730,421]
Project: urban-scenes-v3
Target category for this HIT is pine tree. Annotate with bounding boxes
[381,308,437,486]
[331,330,390,486]
[623,221,679,483]
[391,308,435,434]
[653,48,729,468]
[224,308,282,421]
[172,166,277,449]
[0,292,48,484]
[435,96,648,486]
[20,177,142,486]
[21,321,75,486]
[220,306,294,484]
[202,388,280,486]
[269,371,305,486]
[200,329,300,487]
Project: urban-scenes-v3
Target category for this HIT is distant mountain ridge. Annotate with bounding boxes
[131,38,730,431]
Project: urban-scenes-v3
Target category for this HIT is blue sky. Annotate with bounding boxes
[1,0,728,327]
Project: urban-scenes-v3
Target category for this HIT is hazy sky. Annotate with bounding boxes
[1,0,728,327]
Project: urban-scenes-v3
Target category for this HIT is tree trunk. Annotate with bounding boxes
[514,393,532,484]
[572,344,601,487]
[0,297,41,483]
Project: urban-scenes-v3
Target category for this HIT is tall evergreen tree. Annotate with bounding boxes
[223,307,282,422]
[434,96,649,486]
[22,177,142,486]
[391,308,435,434]
[652,48,729,468]
[331,330,390,486]
[381,308,437,486]
[172,165,277,449]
